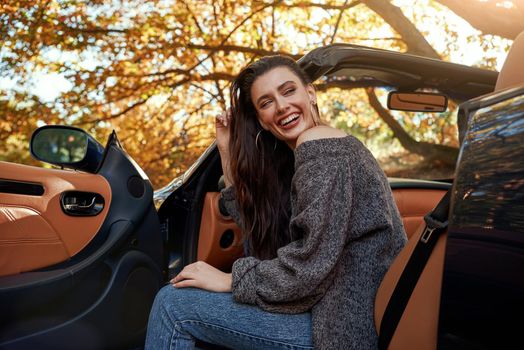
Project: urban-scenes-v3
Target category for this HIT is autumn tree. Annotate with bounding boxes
[0,0,514,187]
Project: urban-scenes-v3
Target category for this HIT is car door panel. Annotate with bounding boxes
[0,249,160,350]
[0,204,69,276]
[197,192,244,271]
[0,133,163,349]
[0,161,111,277]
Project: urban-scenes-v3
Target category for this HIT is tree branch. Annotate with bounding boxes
[366,88,458,165]
[188,0,279,71]
[362,0,441,59]
[77,96,151,125]
[186,43,301,59]
[190,82,220,100]
[60,25,128,34]
[144,44,301,79]
[181,0,205,35]
[330,0,356,44]
[277,0,362,11]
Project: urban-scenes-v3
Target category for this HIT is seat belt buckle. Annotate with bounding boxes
[420,226,436,244]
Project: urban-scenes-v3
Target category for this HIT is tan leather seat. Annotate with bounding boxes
[391,189,446,239]
[374,31,524,350]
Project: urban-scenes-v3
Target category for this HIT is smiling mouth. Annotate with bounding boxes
[279,113,300,127]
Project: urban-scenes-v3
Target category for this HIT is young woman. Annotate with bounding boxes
[145,56,407,349]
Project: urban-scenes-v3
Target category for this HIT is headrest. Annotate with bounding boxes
[457,31,524,145]
[495,31,524,91]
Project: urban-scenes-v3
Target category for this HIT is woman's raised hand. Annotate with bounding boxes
[216,108,233,187]
[171,261,232,292]
[216,108,232,154]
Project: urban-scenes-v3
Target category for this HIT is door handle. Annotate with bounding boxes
[61,191,105,216]
[64,196,96,210]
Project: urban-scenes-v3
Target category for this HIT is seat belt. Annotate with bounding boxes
[378,190,451,350]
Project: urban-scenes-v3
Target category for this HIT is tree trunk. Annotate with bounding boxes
[362,0,441,59]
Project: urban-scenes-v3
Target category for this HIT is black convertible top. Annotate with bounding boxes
[298,44,498,101]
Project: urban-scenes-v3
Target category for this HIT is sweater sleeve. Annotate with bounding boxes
[232,137,354,313]
[220,185,243,227]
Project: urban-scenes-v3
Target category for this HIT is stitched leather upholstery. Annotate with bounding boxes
[0,161,111,277]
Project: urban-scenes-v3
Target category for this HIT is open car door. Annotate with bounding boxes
[0,126,164,349]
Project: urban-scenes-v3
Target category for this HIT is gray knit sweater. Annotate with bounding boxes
[221,136,407,349]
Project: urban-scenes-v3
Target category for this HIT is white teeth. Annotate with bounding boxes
[280,113,299,126]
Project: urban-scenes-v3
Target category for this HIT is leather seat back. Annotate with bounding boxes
[392,188,446,239]
[374,224,447,349]
[495,31,524,91]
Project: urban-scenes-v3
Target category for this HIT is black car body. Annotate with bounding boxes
[440,85,524,349]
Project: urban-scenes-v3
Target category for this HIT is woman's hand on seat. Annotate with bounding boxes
[171,261,232,292]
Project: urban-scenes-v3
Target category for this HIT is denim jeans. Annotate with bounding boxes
[145,285,313,350]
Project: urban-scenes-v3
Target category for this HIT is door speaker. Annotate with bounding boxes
[127,176,145,198]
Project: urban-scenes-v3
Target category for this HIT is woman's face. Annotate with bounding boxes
[250,66,317,149]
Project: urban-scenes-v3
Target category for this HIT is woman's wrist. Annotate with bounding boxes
[219,151,233,187]
[225,273,233,291]
[223,170,233,187]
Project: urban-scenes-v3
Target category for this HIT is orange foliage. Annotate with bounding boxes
[0,0,511,186]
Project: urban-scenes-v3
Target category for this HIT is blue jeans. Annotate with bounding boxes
[145,285,313,350]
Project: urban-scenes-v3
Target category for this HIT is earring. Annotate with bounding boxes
[255,130,277,152]
[310,101,320,126]
[255,130,263,151]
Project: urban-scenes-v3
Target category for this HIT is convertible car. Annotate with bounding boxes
[1,33,523,349]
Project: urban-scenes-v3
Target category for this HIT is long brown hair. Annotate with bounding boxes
[229,55,314,260]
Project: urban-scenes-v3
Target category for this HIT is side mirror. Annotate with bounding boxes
[30,125,105,173]
[387,91,448,112]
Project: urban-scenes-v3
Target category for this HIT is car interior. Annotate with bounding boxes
[1,131,164,349]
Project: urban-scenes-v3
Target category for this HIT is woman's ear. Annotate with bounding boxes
[306,84,317,104]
